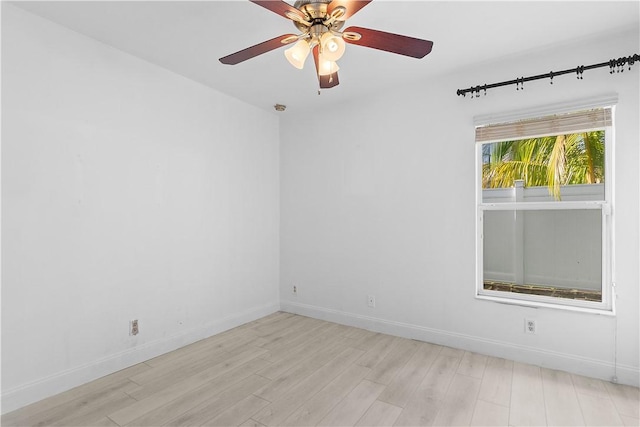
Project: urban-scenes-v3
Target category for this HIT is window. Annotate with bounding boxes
[475,100,615,312]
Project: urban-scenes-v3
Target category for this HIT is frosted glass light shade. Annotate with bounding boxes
[320,32,345,62]
[284,40,310,69]
[318,58,340,76]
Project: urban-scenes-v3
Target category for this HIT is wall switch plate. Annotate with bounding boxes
[367,295,376,308]
[130,319,139,336]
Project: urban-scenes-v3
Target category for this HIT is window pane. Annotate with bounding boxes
[481,131,605,202]
[483,209,602,302]
[483,210,515,282]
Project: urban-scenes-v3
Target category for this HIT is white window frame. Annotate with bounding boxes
[474,96,616,314]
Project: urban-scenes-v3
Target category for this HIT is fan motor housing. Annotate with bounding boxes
[292,0,345,33]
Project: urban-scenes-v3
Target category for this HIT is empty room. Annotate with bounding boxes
[1,1,639,426]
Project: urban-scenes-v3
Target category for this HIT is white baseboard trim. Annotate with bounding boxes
[1,302,280,415]
[281,300,639,388]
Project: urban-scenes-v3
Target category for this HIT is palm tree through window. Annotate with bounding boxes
[482,131,604,200]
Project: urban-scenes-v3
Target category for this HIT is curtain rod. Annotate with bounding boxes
[456,54,639,98]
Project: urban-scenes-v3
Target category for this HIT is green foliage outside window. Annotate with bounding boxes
[482,131,605,200]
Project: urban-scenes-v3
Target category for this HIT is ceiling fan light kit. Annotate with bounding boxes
[219,0,434,90]
[318,59,339,76]
[284,39,310,69]
[319,32,345,61]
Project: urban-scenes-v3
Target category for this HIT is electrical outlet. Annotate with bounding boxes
[367,295,376,308]
[130,319,139,336]
[525,319,536,334]
[292,285,297,296]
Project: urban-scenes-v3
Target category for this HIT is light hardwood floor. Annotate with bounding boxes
[3,312,639,426]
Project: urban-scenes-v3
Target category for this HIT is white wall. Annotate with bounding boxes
[1,4,280,412]
[280,29,640,386]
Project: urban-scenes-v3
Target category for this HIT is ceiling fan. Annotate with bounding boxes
[219,0,434,89]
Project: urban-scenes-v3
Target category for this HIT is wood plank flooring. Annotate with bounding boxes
[3,312,639,426]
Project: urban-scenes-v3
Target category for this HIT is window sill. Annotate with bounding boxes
[475,293,615,316]
[483,281,602,302]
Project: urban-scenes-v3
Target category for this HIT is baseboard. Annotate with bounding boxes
[281,300,639,388]
[1,302,280,415]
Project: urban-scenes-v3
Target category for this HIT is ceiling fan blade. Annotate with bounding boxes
[313,45,340,89]
[219,34,297,65]
[327,0,372,20]
[342,26,433,58]
[250,0,307,22]
[320,72,340,88]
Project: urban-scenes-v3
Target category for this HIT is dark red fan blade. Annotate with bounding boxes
[343,26,433,58]
[219,34,297,65]
[327,0,372,20]
[320,72,340,88]
[250,0,306,22]
[313,45,340,89]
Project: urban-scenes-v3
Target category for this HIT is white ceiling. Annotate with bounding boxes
[11,1,640,114]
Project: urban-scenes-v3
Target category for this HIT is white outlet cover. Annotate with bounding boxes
[367,295,376,308]
[130,319,139,336]
[525,319,536,334]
